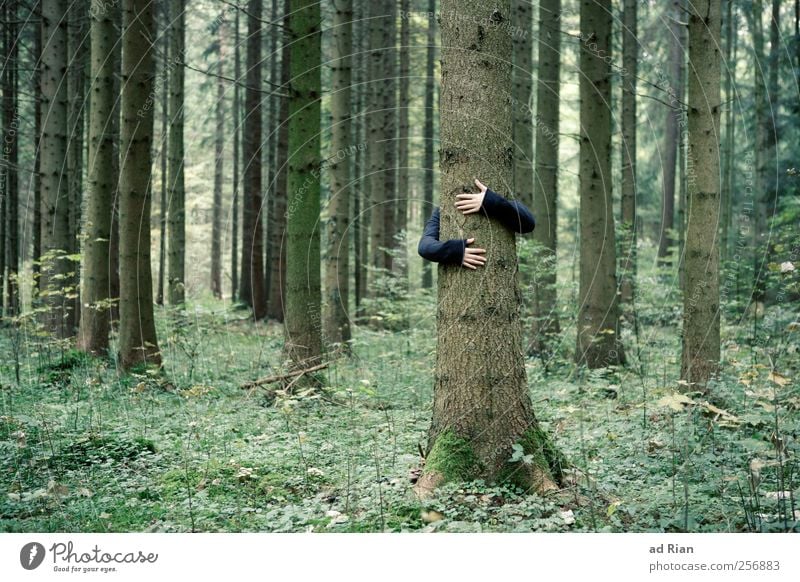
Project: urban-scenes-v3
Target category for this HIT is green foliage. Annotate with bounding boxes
[425,430,480,482]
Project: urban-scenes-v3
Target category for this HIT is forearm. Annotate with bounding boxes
[481,189,536,234]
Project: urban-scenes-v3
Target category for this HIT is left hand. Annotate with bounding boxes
[455,178,488,215]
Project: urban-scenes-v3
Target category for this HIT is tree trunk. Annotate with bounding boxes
[167,0,186,305]
[118,0,161,369]
[512,0,533,209]
[157,17,169,306]
[33,2,43,291]
[417,0,563,496]
[576,0,624,368]
[2,0,19,316]
[264,0,280,302]
[211,21,226,299]
[266,0,290,322]
[231,10,241,301]
[530,0,561,354]
[395,0,410,282]
[109,6,121,324]
[367,1,387,283]
[352,0,367,314]
[720,0,736,262]
[241,0,267,319]
[77,0,119,354]
[284,0,322,366]
[40,0,74,338]
[421,0,436,290]
[619,0,637,306]
[657,0,683,264]
[681,0,721,386]
[382,0,397,274]
[324,0,353,346]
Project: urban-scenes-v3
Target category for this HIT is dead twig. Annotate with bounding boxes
[240,362,329,389]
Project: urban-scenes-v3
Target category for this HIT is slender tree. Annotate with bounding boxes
[395,0,410,280]
[167,0,186,305]
[421,0,436,289]
[33,2,43,291]
[382,0,397,273]
[530,0,561,353]
[118,0,161,369]
[157,15,169,305]
[211,21,226,299]
[231,10,241,300]
[417,0,563,496]
[241,0,266,318]
[264,0,280,300]
[576,0,624,368]
[40,0,74,338]
[721,0,737,261]
[367,1,387,280]
[2,0,19,316]
[266,0,290,322]
[78,0,119,354]
[284,0,322,366]
[352,0,368,312]
[512,0,533,209]
[619,0,637,305]
[325,0,353,345]
[681,0,721,386]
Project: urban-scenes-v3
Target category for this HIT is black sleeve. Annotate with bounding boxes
[417,207,467,265]
[480,189,536,234]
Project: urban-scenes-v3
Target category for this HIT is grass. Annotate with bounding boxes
[0,281,798,533]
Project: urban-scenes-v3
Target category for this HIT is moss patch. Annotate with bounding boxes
[499,425,567,489]
[424,429,480,482]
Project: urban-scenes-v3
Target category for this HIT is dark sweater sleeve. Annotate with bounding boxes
[480,189,536,234]
[417,207,466,265]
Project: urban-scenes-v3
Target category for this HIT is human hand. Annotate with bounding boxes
[455,178,488,215]
[461,238,486,270]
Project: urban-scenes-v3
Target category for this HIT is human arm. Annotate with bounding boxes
[418,208,487,269]
[454,178,536,234]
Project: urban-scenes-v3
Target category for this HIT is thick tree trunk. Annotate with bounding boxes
[284,0,322,366]
[530,0,561,354]
[681,0,721,386]
[266,0,290,322]
[167,0,186,305]
[324,0,353,346]
[40,0,74,338]
[417,0,563,496]
[118,0,161,369]
[576,0,624,368]
[421,0,436,290]
[619,0,637,306]
[241,0,267,319]
[512,0,533,209]
[78,0,119,354]
[657,0,683,263]
[231,10,241,301]
[211,22,226,299]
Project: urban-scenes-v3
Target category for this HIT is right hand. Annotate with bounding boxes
[461,238,486,270]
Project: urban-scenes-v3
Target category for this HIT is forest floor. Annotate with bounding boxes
[1,293,798,533]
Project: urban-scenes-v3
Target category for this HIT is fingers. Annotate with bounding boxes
[466,237,475,245]
[462,246,487,269]
[474,177,487,192]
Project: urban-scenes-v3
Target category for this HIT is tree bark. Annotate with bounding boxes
[324,0,353,346]
[78,0,119,354]
[619,0,637,306]
[681,0,721,386]
[2,0,19,316]
[576,0,624,368]
[721,0,736,262]
[367,1,387,283]
[382,0,397,274]
[118,0,161,369]
[530,0,561,354]
[211,21,226,299]
[284,0,322,366]
[157,16,169,306]
[40,0,74,338]
[418,0,563,495]
[421,0,436,290]
[231,10,241,301]
[395,0,410,282]
[352,0,367,314]
[167,0,186,305]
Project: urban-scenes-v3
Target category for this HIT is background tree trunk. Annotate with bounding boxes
[418,0,562,495]
[681,0,721,386]
[576,0,624,368]
[284,0,322,366]
[40,0,74,338]
[367,1,387,286]
[382,0,397,274]
[530,0,561,354]
[118,0,161,369]
[157,16,169,306]
[211,21,226,299]
[2,0,19,316]
[78,0,118,354]
[241,0,266,319]
[352,0,367,314]
[721,0,736,262]
[395,0,410,282]
[421,0,436,290]
[231,10,241,301]
[167,0,186,305]
[512,0,533,209]
[619,0,637,306]
[325,0,353,346]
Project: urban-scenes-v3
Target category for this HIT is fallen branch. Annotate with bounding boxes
[240,362,329,389]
